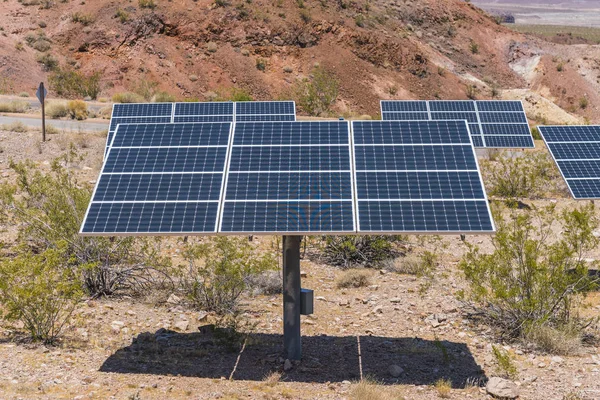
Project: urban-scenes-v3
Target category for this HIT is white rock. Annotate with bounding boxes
[167,294,181,304]
[551,356,564,364]
[486,377,519,399]
[174,320,189,331]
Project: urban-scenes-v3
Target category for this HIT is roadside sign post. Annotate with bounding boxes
[36,82,48,142]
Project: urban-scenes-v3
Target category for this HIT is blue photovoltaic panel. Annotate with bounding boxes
[106,117,172,155]
[380,100,428,112]
[112,103,174,118]
[352,120,494,233]
[431,112,479,123]
[381,112,430,121]
[540,125,600,199]
[476,101,524,112]
[81,122,232,235]
[174,115,234,123]
[484,135,534,148]
[479,112,527,124]
[429,101,476,112]
[235,101,295,116]
[220,121,355,234]
[380,100,533,148]
[235,114,296,122]
[174,102,234,116]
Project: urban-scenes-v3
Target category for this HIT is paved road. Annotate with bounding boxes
[0,115,109,133]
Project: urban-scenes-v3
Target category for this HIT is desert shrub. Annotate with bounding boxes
[153,91,176,102]
[530,126,542,140]
[336,269,371,288]
[36,52,58,71]
[112,92,145,103]
[0,151,172,297]
[18,92,29,97]
[49,67,101,99]
[491,345,518,379]
[133,78,158,101]
[525,323,582,355]
[1,121,28,132]
[139,0,157,9]
[459,203,599,341]
[466,84,477,99]
[45,101,69,118]
[0,246,84,344]
[219,87,253,102]
[246,270,282,295]
[67,100,87,120]
[71,12,94,25]
[579,97,588,109]
[319,236,403,268]
[434,378,451,398]
[181,237,277,314]
[256,58,267,71]
[470,41,479,54]
[0,100,30,113]
[115,8,129,23]
[480,152,561,199]
[350,377,402,400]
[294,65,339,116]
[26,31,52,52]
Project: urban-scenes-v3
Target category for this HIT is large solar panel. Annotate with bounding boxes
[380,100,534,148]
[83,117,495,236]
[219,121,355,234]
[539,125,600,199]
[352,120,494,233]
[82,122,233,235]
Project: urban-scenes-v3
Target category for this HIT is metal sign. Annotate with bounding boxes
[36,82,47,104]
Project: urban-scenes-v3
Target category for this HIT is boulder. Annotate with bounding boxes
[486,377,519,399]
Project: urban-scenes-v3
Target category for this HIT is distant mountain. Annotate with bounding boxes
[471,0,600,10]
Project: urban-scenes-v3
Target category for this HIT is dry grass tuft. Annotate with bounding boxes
[0,100,30,113]
[336,269,371,289]
[1,121,28,132]
[526,324,582,356]
[434,378,452,398]
[262,371,281,387]
[350,378,405,400]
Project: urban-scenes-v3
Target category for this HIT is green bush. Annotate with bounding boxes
[153,91,176,102]
[115,8,129,23]
[319,235,403,268]
[459,204,599,341]
[112,92,145,103]
[294,65,339,116]
[0,246,84,343]
[139,0,157,9]
[492,345,518,379]
[67,100,88,120]
[36,52,58,72]
[71,12,94,26]
[181,237,277,314]
[49,67,101,100]
[480,152,561,199]
[0,152,172,297]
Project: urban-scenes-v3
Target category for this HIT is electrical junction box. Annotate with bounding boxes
[300,288,314,315]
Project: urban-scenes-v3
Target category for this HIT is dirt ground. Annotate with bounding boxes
[0,126,600,400]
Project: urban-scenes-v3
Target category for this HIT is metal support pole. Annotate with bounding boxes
[283,235,302,360]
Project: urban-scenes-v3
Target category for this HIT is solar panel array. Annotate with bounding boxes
[381,100,534,148]
[105,101,296,157]
[539,125,600,199]
[82,118,495,235]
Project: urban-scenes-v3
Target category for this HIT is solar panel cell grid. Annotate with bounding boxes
[381,112,430,121]
[540,125,600,199]
[235,101,295,115]
[431,112,479,123]
[112,103,174,118]
[352,120,494,233]
[483,135,534,148]
[429,101,476,112]
[380,100,428,112]
[479,112,528,124]
[475,101,524,112]
[174,102,234,116]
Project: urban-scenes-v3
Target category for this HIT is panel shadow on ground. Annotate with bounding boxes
[100,328,485,387]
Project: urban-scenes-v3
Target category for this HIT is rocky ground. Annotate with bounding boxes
[0,127,599,399]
